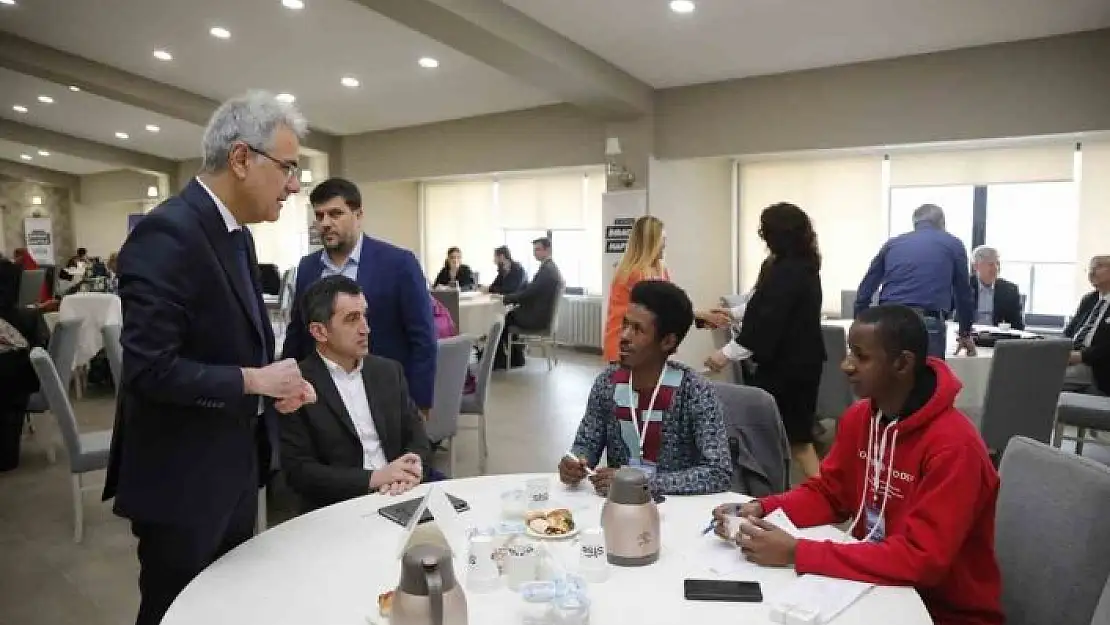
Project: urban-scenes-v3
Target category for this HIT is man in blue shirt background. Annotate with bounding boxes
[854,204,976,359]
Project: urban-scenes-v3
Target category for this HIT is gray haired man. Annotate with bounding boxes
[103,91,316,625]
[967,245,1025,330]
[855,204,976,359]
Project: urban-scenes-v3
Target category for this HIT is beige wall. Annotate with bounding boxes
[71,201,142,259]
[647,157,734,367]
[358,180,421,253]
[656,29,1110,160]
[79,170,161,204]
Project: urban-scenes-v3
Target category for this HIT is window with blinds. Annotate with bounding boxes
[420,169,604,293]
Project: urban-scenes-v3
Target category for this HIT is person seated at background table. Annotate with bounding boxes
[432,246,476,291]
[281,276,432,512]
[713,305,1002,625]
[964,245,1024,330]
[11,247,52,304]
[496,237,563,370]
[484,245,527,295]
[1063,255,1110,395]
[560,280,731,497]
[429,293,476,395]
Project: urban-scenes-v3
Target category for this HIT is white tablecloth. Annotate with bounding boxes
[58,292,122,367]
[162,474,929,625]
[458,294,505,337]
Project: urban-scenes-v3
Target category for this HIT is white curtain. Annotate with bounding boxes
[421,181,498,281]
[250,193,309,272]
[738,156,885,313]
[497,174,586,230]
[889,144,1074,186]
[1078,141,1110,296]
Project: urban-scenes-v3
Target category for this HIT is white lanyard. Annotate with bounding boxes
[629,365,669,459]
[871,412,892,504]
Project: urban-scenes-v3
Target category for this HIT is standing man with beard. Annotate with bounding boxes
[284,178,437,416]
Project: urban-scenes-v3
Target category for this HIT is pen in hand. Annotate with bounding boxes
[563,452,596,476]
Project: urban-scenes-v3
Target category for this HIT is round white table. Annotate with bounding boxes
[162,474,930,625]
[458,294,506,337]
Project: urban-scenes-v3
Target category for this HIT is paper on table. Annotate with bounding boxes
[763,508,801,538]
[686,534,756,575]
[769,574,874,624]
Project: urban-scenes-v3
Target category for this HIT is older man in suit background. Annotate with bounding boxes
[281,275,431,512]
[283,178,437,415]
[103,92,316,625]
[967,245,1025,330]
[1063,255,1110,395]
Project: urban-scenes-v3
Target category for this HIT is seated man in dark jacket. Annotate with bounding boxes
[496,238,563,369]
[966,246,1025,330]
[281,275,431,512]
[486,245,528,295]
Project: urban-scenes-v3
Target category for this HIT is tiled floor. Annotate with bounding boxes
[3,350,1109,625]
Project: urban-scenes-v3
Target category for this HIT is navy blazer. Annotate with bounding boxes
[103,179,279,527]
[284,234,437,408]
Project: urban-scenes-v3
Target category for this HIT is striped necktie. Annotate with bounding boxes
[1074,298,1107,348]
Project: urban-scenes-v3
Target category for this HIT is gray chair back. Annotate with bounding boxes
[997,437,1110,625]
[712,381,789,495]
[101,324,122,395]
[816,324,853,421]
[464,317,505,414]
[430,289,461,327]
[840,290,857,319]
[978,339,1072,453]
[425,335,475,442]
[18,269,45,307]
[29,347,109,473]
[1093,576,1110,625]
[1024,313,1067,329]
[26,318,82,413]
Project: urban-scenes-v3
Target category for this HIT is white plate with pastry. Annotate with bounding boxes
[524,508,579,540]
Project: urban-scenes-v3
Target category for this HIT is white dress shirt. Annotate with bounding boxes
[320,353,388,470]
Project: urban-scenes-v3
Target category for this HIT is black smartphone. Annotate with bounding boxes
[683,579,763,603]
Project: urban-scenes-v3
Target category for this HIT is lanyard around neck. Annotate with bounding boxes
[629,364,669,458]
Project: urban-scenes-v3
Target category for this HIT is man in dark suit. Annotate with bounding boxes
[281,275,431,512]
[284,178,437,414]
[103,92,316,625]
[967,245,1025,330]
[485,245,527,295]
[496,237,563,369]
[1063,255,1110,395]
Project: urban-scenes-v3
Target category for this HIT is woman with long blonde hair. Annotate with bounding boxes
[603,215,670,362]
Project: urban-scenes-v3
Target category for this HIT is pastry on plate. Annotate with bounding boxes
[378,590,394,617]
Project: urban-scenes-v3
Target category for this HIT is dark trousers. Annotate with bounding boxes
[131,458,258,625]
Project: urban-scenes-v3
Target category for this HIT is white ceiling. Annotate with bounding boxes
[0,138,115,175]
[0,68,204,160]
[0,0,556,135]
[505,0,1110,88]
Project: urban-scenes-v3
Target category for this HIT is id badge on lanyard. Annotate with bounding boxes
[863,504,886,543]
[628,456,657,478]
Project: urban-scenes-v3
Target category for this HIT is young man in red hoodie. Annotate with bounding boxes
[714,304,1003,624]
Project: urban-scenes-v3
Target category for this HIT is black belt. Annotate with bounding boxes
[906,306,945,320]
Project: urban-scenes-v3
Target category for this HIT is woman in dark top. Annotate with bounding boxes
[432,247,476,290]
[704,202,827,478]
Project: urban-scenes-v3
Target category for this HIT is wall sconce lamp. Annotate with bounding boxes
[146,185,159,199]
[605,137,635,188]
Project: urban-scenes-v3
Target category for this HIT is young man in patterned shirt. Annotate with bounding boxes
[559,280,732,496]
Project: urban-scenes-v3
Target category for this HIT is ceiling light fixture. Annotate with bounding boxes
[146,124,161,133]
[147,185,159,198]
[210,27,231,39]
[152,49,173,61]
[669,0,695,14]
[282,0,304,9]
[275,93,296,103]
[37,95,54,104]
[115,131,130,140]
[12,104,27,113]
[69,85,81,92]
[19,154,32,161]
[37,150,50,156]
[0,0,16,6]
[340,76,360,88]
[418,57,439,69]
[31,196,43,205]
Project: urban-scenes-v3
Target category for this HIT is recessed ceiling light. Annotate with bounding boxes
[115,131,130,140]
[69,85,81,92]
[152,49,173,61]
[146,185,159,198]
[669,0,695,14]
[12,104,27,113]
[37,150,50,156]
[282,0,304,9]
[340,76,360,88]
[210,27,231,39]
[0,0,16,6]
[37,95,54,104]
[275,93,296,103]
[418,57,439,69]
[19,154,32,161]
[145,124,161,133]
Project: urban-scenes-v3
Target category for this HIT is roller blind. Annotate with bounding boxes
[739,156,885,313]
[498,174,585,230]
[1077,142,1110,296]
[890,144,1074,187]
[422,181,498,280]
